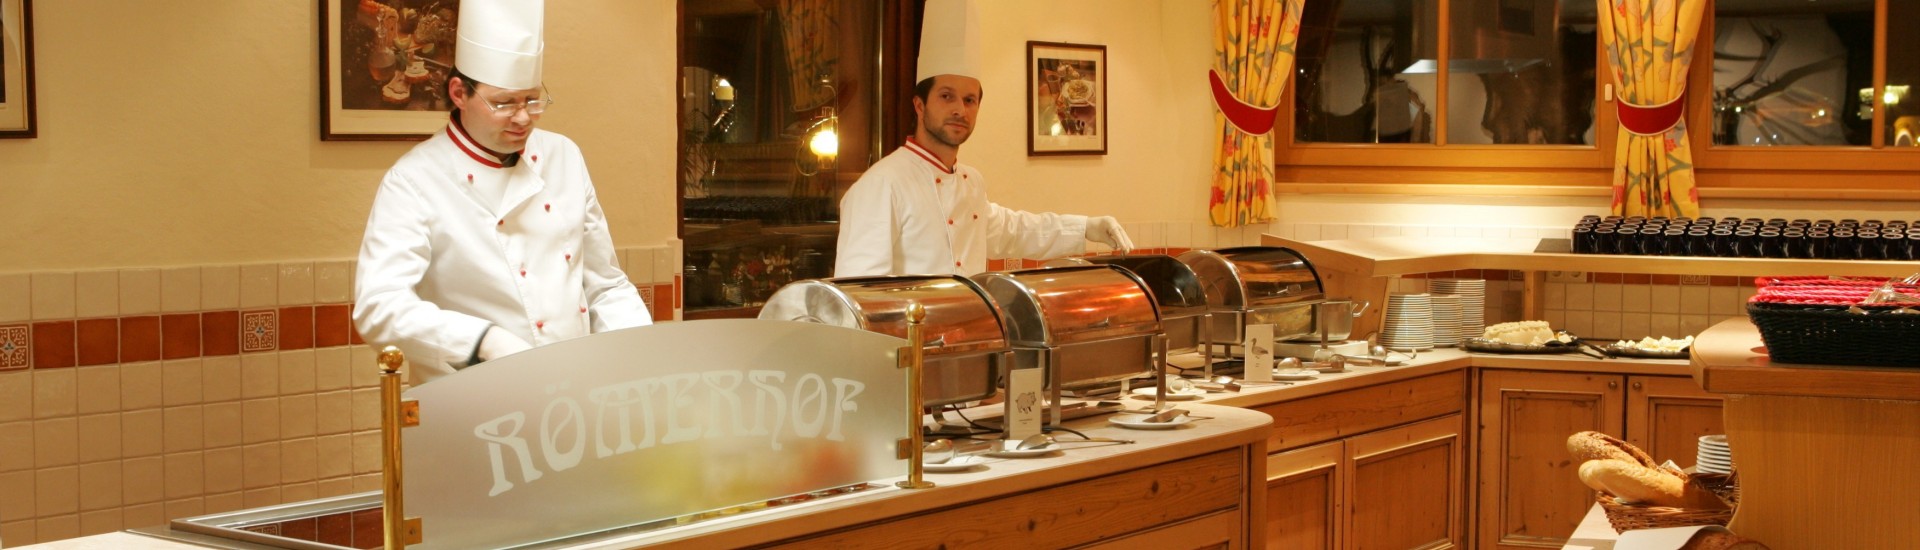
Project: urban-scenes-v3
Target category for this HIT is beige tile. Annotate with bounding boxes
[1709,286,1742,316]
[202,401,242,449]
[203,491,244,515]
[161,405,203,454]
[75,414,121,464]
[34,416,77,468]
[122,502,165,530]
[1621,284,1652,313]
[1651,313,1683,339]
[650,247,676,286]
[316,434,352,480]
[313,347,351,392]
[74,271,120,320]
[0,371,31,422]
[350,346,379,388]
[163,452,203,500]
[35,514,78,544]
[281,438,316,484]
[280,394,316,439]
[202,356,241,404]
[1593,283,1623,312]
[1593,311,1623,341]
[0,470,34,521]
[120,361,163,411]
[350,388,380,432]
[315,391,352,435]
[352,473,382,493]
[242,487,281,509]
[202,446,243,495]
[0,273,30,323]
[123,455,165,505]
[201,265,241,311]
[77,461,122,511]
[240,353,279,400]
[75,365,121,415]
[1566,283,1595,310]
[31,272,76,320]
[163,498,203,522]
[278,263,315,306]
[281,482,317,504]
[1680,286,1711,315]
[241,398,280,445]
[625,248,655,284]
[315,261,352,304]
[352,431,381,475]
[1650,285,1681,314]
[242,443,280,490]
[0,421,29,472]
[159,268,202,314]
[34,463,77,515]
[118,269,161,316]
[162,359,203,407]
[279,349,315,395]
[120,409,163,459]
[78,508,122,537]
[33,368,78,419]
[316,477,354,499]
[239,264,278,310]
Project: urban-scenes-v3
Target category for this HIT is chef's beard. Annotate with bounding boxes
[922,112,973,148]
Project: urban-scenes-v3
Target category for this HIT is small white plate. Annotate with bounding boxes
[1271,370,1318,381]
[983,445,1059,458]
[1130,387,1207,400]
[1108,413,1197,430]
[922,455,988,472]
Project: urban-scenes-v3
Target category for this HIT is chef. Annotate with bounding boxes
[834,0,1134,277]
[353,0,651,384]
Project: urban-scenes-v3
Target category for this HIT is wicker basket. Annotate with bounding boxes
[1747,302,1920,367]
[1594,492,1734,533]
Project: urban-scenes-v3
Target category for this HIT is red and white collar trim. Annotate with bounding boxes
[902,138,955,174]
[447,112,523,168]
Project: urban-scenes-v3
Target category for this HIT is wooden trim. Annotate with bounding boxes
[1874,0,1888,149]
[1275,182,1611,197]
[1690,318,1920,401]
[1271,236,1920,279]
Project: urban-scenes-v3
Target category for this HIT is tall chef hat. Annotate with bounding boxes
[455,0,545,90]
[915,0,981,82]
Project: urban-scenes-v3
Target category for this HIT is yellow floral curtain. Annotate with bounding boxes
[779,0,837,112]
[1600,0,1707,217]
[1209,0,1304,228]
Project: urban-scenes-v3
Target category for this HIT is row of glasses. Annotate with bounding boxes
[1572,216,1920,260]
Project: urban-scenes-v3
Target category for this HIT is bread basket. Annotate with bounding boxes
[1594,472,1738,533]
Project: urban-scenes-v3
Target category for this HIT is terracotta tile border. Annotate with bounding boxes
[32,321,76,369]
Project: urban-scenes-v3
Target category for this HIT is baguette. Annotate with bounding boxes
[1567,431,1658,469]
[1681,529,1770,550]
[1579,459,1689,507]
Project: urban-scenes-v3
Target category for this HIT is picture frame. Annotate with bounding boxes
[0,0,36,139]
[320,0,461,141]
[1026,41,1106,156]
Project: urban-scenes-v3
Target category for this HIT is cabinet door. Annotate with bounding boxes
[1625,375,1724,469]
[1476,370,1624,550]
[1266,440,1344,550]
[1348,414,1465,550]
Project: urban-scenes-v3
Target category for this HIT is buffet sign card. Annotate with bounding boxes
[1004,368,1043,441]
[1244,324,1275,381]
[399,319,909,549]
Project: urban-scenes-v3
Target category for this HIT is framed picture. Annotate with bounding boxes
[0,0,35,139]
[320,0,461,141]
[1026,41,1106,156]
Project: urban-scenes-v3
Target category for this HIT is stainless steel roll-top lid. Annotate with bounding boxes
[1044,255,1208,315]
[971,265,1161,347]
[758,275,1008,356]
[1176,246,1325,310]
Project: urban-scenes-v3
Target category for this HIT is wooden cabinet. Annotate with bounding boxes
[1264,413,1466,550]
[1474,370,1722,550]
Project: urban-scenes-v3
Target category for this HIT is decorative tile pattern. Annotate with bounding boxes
[242,311,277,353]
[0,325,28,371]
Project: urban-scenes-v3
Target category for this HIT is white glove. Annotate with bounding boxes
[476,325,533,362]
[1087,216,1135,253]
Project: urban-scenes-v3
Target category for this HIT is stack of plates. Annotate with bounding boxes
[1429,279,1486,342]
[1381,293,1434,351]
[1430,294,1463,347]
[1697,434,1734,474]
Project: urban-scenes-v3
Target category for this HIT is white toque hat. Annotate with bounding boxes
[915,0,981,82]
[455,0,545,90]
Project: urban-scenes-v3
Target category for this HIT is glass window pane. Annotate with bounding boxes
[1711,0,1874,146]
[1445,0,1598,145]
[1295,0,1439,144]
[1886,2,1919,147]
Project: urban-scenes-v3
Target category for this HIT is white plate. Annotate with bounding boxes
[1698,449,1732,458]
[1699,434,1728,445]
[1130,387,1207,400]
[983,445,1060,458]
[922,455,988,472]
[1271,370,1318,381]
[1109,413,1197,430]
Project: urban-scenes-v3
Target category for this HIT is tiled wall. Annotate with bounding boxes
[0,245,680,548]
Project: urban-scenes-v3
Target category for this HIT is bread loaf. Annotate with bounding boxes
[1567,431,1658,469]
[1579,459,1689,507]
[1681,529,1770,550]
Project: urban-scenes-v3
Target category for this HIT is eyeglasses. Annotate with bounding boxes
[483,89,555,116]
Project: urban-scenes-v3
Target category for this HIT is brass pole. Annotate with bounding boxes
[378,346,412,549]
[897,302,934,489]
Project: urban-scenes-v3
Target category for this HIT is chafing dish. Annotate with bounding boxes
[760,275,1008,407]
[972,265,1162,420]
[1046,255,1212,358]
[1176,246,1325,345]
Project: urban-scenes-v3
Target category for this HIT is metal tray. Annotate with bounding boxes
[1462,337,1584,354]
[1601,344,1691,359]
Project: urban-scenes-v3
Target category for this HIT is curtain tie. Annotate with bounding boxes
[1617,92,1686,136]
[1209,69,1279,135]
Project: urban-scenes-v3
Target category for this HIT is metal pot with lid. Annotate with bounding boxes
[759,275,1009,407]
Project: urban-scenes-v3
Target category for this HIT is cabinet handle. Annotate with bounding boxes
[1608,381,1619,389]
[1632,381,1643,390]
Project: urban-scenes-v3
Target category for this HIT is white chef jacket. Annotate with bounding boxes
[353,116,652,384]
[835,139,1088,276]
